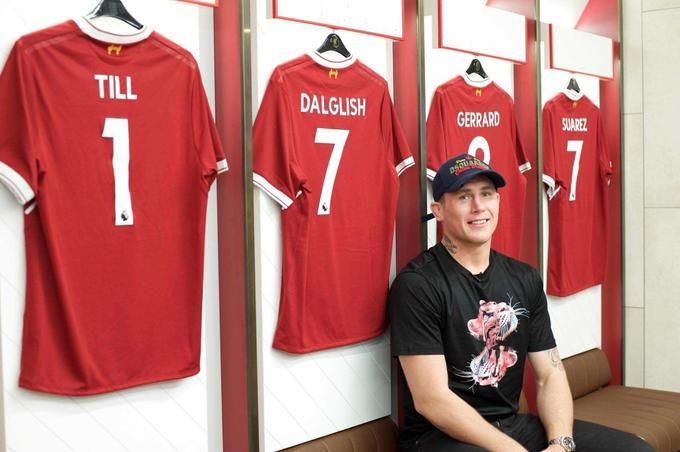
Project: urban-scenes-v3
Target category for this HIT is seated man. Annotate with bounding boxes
[388,154,651,452]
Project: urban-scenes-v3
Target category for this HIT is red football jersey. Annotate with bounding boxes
[253,52,413,353]
[427,75,530,259]
[0,19,227,395]
[542,92,611,296]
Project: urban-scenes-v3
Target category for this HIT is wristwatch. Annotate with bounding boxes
[548,436,576,451]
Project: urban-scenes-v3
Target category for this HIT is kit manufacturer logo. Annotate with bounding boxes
[107,44,123,56]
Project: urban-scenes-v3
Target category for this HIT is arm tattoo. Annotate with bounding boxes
[442,235,458,255]
[547,348,564,370]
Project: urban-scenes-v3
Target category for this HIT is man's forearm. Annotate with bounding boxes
[417,390,526,452]
[535,352,574,441]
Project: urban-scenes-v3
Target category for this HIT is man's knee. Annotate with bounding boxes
[573,420,654,452]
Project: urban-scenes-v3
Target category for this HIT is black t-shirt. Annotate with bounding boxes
[389,243,556,444]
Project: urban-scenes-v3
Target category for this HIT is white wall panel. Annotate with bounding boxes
[0,1,222,451]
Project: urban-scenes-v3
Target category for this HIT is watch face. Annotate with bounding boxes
[551,436,576,451]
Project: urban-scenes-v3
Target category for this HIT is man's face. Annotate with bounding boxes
[431,175,500,248]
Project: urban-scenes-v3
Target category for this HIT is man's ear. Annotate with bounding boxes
[430,201,443,222]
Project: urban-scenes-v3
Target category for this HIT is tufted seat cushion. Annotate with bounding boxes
[563,348,680,452]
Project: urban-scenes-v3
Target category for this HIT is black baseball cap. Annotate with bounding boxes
[423,153,506,221]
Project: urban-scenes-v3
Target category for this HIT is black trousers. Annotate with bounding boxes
[403,414,654,452]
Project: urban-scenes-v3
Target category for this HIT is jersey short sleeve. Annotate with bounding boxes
[512,110,530,173]
[0,43,39,207]
[191,66,228,183]
[541,103,562,199]
[252,69,305,208]
[597,114,613,183]
[389,271,445,356]
[381,90,414,175]
[425,89,447,180]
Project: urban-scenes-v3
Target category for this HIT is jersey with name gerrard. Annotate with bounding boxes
[253,53,414,353]
[0,19,227,395]
[542,92,612,296]
[426,75,530,259]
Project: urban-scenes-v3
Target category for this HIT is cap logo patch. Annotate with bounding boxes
[450,155,488,176]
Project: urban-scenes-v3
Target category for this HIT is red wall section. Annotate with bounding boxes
[599,42,622,385]
[576,0,619,41]
[214,4,251,451]
[514,18,539,270]
[393,0,423,279]
[392,0,422,429]
[516,18,539,412]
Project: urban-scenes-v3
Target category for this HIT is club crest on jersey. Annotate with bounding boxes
[475,88,483,97]
[107,44,123,56]
[328,68,339,79]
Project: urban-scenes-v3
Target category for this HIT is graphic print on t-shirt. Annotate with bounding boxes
[455,295,528,388]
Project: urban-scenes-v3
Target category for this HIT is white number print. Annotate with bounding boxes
[102,118,134,226]
[468,135,491,164]
[566,139,583,201]
[315,127,349,215]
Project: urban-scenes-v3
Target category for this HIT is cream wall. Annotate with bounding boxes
[0,1,223,451]
[623,0,680,391]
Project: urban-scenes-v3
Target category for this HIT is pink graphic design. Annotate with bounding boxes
[469,345,518,386]
[457,298,527,388]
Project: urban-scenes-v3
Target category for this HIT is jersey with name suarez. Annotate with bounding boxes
[0,19,227,395]
[542,92,612,296]
[427,75,530,260]
[253,53,414,353]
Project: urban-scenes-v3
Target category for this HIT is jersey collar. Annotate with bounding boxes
[463,72,493,88]
[307,50,357,69]
[74,16,153,44]
[562,88,584,101]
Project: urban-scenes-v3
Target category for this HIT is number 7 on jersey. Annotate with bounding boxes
[315,127,349,216]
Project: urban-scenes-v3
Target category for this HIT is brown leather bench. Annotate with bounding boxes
[564,347,680,452]
[283,348,680,451]
[281,416,397,451]
[281,388,529,450]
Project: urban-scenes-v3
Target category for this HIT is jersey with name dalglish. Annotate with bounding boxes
[253,53,414,353]
[542,92,611,296]
[426,75,530,259]
[0,19,227,395]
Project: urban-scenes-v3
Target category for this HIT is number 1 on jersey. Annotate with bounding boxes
[566,140,583,201]
[315,128,349,215]
[102,118,134,226]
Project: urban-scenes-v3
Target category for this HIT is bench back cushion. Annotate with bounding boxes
[562,348,612,399]
[282,416,397,452]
